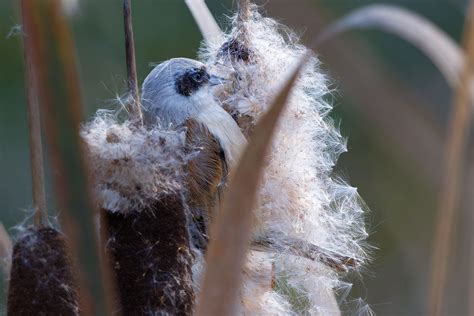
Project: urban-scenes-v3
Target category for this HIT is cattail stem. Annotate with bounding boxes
[238,0,251,24]
[236,0,250,46]
[123,0,143,123]
[428,2,474,315]
[20,0,48,229]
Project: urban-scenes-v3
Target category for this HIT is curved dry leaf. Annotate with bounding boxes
[317,4,463,88]
[184,0,223,43]
[195,52,311,316]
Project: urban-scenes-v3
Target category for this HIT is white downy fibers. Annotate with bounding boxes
[81,111,189,214]
[200,7,371,315]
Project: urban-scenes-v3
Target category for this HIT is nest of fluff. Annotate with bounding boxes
[81,111,189,214]
[200,7,371,315]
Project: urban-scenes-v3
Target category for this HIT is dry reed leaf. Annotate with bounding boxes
[184,0,223,43]
[317,4,464,89]
[195,52,311,316]
[428,2,474,315]
[0,223,12,276]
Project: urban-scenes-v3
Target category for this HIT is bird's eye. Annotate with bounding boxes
[175,68,209,96]
[192,71,203,82]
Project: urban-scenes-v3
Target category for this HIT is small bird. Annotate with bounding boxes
[141,58,247,249]
[141,58,359,272]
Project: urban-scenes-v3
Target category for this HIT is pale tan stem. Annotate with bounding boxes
[123,0,143,124]
[238,0,251,23]
[20,0,48,228]
[428,2,474,315]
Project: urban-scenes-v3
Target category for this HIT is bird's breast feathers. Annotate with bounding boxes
[194,98,247,168]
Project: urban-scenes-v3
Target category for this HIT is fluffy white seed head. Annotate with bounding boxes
[81,110,189,214]
[199,6,370,314]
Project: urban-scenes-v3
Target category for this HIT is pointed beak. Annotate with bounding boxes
[208,75,229,86]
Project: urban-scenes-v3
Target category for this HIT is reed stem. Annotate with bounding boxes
[20,0,48,228]
[428,2,474,315]
[238,0,251,23]
[123,0,143,123]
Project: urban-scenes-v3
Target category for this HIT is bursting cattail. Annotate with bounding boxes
[81,113,195,314]
[7,227,80,315]
[198,5,370,314]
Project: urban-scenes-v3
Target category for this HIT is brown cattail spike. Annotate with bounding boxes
[103,195,195,314]
[7,228,80,315]
[123,0,143,124]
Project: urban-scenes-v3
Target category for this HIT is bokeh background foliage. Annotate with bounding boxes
[0,0,470,315]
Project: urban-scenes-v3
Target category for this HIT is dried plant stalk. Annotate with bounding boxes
[21,0,47,228]
[184,0,223,43]
[196,54,310,316]
[428,2,474,315]
[103,195,194,314]
[238,0,251,24]
[123,0,143,123]
[7,228,80,315]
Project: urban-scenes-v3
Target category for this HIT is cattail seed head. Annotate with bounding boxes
[7,227,80,315]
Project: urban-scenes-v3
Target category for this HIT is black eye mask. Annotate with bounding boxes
[175,67,210,97]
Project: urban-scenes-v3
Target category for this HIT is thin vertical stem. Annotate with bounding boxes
[238,0,250,23]
[428,2,474,315]
[21,0,48,228]
[237,0,250,43]
[123,0,143,123]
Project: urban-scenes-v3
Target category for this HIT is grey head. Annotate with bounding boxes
[141,58,222,126]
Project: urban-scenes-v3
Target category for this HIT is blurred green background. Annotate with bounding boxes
[0,0,470,315]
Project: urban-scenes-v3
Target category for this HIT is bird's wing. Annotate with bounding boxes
[185,119,228,249]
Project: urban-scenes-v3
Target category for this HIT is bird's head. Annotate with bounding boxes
[141,58,225,126]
